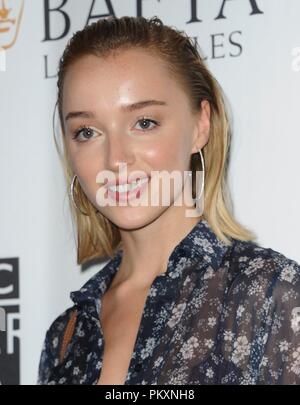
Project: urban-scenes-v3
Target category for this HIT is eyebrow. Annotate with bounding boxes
[64,99,168,121]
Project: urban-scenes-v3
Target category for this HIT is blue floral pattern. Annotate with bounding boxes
[37,218,300,384]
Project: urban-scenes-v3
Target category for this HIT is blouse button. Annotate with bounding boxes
[134,363,142,372]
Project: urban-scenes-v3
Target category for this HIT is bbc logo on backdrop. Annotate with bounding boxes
[0,258,20,385]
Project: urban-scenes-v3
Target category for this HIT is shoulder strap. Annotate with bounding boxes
[59,309,77,363]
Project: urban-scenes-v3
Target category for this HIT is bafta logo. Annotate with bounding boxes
[0,0,24,50]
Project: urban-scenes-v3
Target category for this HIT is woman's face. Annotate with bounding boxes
[62,48,210,230]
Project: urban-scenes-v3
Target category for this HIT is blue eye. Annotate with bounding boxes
[135,117,159,131]
[72,126,97,142]
[71,117,159,142]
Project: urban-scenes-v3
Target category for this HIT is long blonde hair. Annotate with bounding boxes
[54,16,257,264]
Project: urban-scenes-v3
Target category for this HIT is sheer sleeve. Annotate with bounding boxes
[257,255,300,384]
[37,306,74,385]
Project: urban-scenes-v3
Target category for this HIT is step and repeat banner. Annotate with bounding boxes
[0,0,299,385]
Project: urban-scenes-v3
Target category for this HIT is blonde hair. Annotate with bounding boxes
[54,15,257,264]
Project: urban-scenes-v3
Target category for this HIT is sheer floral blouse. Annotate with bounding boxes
[37,218,300,385]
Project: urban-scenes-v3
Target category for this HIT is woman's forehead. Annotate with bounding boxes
[62,50,175,91]
[62,52,187,116]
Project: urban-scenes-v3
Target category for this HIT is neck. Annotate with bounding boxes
[113,193,202,290]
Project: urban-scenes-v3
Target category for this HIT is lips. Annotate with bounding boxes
[105,176,150,202]
[105,175,150,188]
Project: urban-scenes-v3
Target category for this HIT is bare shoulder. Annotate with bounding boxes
[38,305,76,384]
[40,305,77,363]
[46,305,76,337]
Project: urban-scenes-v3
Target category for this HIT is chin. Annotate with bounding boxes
[104,207,166,231]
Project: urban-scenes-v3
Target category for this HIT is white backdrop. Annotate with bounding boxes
[0,0,299,385]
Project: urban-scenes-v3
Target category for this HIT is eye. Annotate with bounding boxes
[135,117,159,132]
[71,126,99,142]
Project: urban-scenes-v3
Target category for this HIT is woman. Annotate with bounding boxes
[38,16,300,385]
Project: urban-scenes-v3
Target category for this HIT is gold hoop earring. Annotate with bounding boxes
[195,148,205,201]
[69,175,89,216]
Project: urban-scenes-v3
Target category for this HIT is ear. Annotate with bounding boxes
[191,100,211,154]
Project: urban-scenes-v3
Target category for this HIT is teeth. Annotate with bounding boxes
[108,177,148,193]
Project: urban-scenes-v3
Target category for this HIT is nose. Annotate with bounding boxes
[106,135,134,174]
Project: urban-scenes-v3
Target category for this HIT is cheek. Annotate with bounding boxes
[144,136,188,172]
[68,148,103,194]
